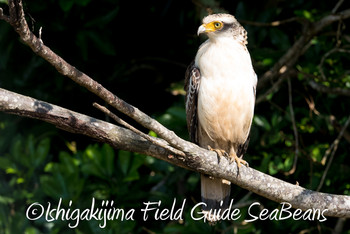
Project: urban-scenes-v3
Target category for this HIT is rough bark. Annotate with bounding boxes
[1,88,350,218]
[1,0,350,219]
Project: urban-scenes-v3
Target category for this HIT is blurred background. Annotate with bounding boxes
[1,0,350,233]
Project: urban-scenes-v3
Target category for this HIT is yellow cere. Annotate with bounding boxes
[205,21,223,32]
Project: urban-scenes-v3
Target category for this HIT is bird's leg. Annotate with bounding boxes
[208,145,248,167]
[207,145,228,157]
[229,151,249,168]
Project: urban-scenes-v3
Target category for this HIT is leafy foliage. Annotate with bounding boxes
[1,0,350,233]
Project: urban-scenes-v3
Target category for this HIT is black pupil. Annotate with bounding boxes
[215,23,221,28]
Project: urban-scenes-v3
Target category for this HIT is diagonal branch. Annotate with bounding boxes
[317,115,350,191]
[1,0,191,155]
[92,102,186,158]
[284,78,299,176]
[257,6,350,91]
[1,87,350,218]
[2,0,350,219]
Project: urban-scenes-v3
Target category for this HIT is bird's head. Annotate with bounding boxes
[197,13,247,44]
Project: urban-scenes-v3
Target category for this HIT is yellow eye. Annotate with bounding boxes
[213,22,222,29]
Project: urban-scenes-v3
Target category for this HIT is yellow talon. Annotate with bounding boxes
[207,145,227,157]
[229,152,249,168]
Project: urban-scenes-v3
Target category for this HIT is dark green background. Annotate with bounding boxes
[1,0,350,233]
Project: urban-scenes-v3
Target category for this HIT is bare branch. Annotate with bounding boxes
[330,115,350,144]
[284,78,299,176]
[257,8,350,91]
[333,217,347,234]
[318,48,350,81]
[298,70,350,97]
[2,0,350,219]
[308,80,350,97]
[332,0,345,14]
[240,17,303,27]
[2,0,191,155]
[92,102,186,158]
[317,115,350,191]
[1,88,350,218]
[256,70,290,104]
[0,88,188,167]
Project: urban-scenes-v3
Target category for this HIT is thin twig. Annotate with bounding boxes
[317,115,350,191]
[256,74,288,104]
[333,217,347,234]
[240,17,302,27]
[284,78,299,176]
[304,94,320,116]
[232,191,254,209]
[308,80,350,97]
[3,0,350,219]
[257,8,350,91]
[299,70,350,97]
[0,8,10,23]
[330,115,350,144]
[2,0,192,156]
[332,0,345,14]
[93,103,186,158]
[318,48,350,81]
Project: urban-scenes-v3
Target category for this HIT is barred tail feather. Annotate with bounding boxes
[201,174,231,224]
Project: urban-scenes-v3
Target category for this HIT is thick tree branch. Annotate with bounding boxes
[1,0,190,155]
[1,0,350,219]
[1,88,350,218]
[92,102,186,157]
[0,88,187,167]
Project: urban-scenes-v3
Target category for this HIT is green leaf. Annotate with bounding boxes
[0,195,14,204]
[254,115,271,131]
[33,138,50,167]
[101,144,114,177]
[5,167,18,174]
[118,150,131,176]
[284,156,293,170]
[258,152,272,173]
[59,151,79,174]
[149,131,157,137]
[262,58,274,66]
[123,155,145,182]
[81,145,108,179]
[0,157,13,171]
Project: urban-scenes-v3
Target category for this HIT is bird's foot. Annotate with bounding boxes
[207,145,228,157]
[207,146,248,168]
[229,153,249,168]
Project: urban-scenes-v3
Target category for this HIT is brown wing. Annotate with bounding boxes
[184,61,201,144]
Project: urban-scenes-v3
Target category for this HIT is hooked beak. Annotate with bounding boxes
[197,24,207,36]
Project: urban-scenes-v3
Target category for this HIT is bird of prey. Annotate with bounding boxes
[185,13,257,223]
